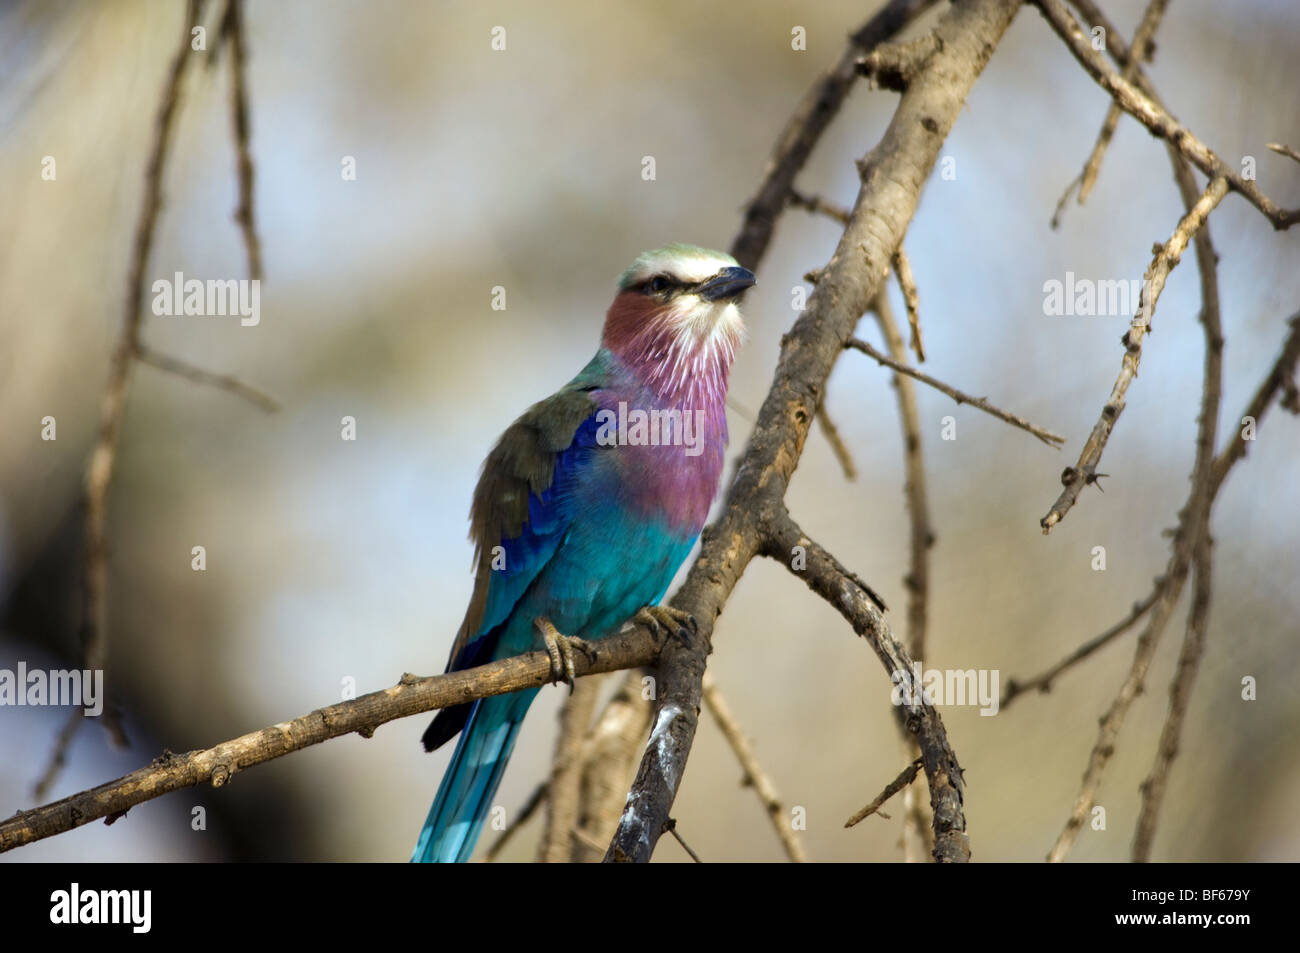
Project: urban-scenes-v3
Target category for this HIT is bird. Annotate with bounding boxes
[411,243,755,863]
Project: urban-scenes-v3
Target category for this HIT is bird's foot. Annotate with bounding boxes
[535,617,590,693]
[635,605,697,647]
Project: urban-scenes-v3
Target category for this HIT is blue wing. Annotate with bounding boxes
[421,387,602,750]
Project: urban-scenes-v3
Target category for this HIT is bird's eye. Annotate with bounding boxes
[648,275,671,294]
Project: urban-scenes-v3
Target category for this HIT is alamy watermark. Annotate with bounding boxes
[152,271,260,326]
[1043,271,1153,321]
[0,663,103,716]
[891,662,1000,716]
[595,402,707,457]
[50,883,151,933]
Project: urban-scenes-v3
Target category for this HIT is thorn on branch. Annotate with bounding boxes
[1040,175,1229,533]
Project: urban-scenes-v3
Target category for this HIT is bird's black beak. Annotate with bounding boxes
[698,265,756,301]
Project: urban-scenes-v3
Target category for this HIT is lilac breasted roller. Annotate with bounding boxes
[411,244,754,862]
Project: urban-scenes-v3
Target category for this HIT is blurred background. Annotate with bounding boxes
[1,0,1297,862]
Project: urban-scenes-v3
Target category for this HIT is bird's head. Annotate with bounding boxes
[602,243,754,404]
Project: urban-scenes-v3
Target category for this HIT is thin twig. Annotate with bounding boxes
[872,292,934,861]
[872,295,934,661]
[815,403,857,480]
[79,0,204,763]
[1031,309,1299,856]
[1001,585,1161,709]
[62,0,276,799]
[1048,141,1226,862]
[1210,313,1300,493]
[221,0,262,280]
[1128,100,1227,858]
[31,711,86,801]
[730,0,941,269]
[701,674,808,862]
[1267,142,1300,165]
[1126,90,1229,862]
[664,819,702,863]
[1046,439,1204,863]
[1074,0,1170,206]
[136,345,280,412]
[845,759,923,827]
[891,247,925,361]
[846,337,1066,446]
[1039,175,1229,533]
[1033,0,1299,229]
[1051,171,1083,229]
[788,188,852,225]
[1132,536,1212,862]
[1051,0,1168,228]
[1013,0,1236,722]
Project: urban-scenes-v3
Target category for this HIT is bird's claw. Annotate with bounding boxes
[536,618,587,693]
[635,605,697,647]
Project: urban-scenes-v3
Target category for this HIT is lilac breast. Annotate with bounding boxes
[588,380,729,535]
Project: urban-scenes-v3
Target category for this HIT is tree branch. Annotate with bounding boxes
[538,678,598,861]
[604,0,1020,864]
[1039,175,1228,532]
[846,336,1066,446]
[814,402,858,480]
[845,759,923,827]
[0,624,666,853]
[1268,142,1300,166]
[136,345,280,412]
[1000,585,1161,709]
[872,291,935,860]
[1210,313,1300,492]
[701,673,808,862]
[1012,20,1234,698]
[1073,0,1169,206]
[220,0,263,279]
[729,0,940,270]
[763,512,968,862]
[571,672,653,862]
[1131,535,1212,862]
[891,246,925,361]
[1033,0,1299,229]
[1048,152,1226,861]
[79,0,205,758]
[788,188,851,226]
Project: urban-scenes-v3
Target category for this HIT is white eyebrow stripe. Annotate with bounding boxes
[668,257,732,283]
[629,253,735,286]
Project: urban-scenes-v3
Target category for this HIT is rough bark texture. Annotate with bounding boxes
[0,625,663,852]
